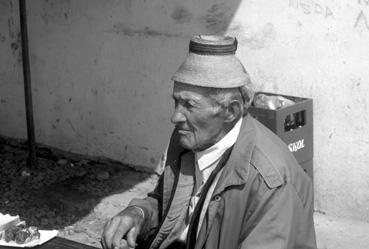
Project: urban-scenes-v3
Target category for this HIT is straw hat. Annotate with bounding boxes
[171,35,250,88]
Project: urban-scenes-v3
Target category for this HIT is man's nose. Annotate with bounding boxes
[171,107,186,124]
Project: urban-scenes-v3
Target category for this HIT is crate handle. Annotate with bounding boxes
[284,110,305,132]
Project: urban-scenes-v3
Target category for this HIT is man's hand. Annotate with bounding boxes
[101,206,145,249]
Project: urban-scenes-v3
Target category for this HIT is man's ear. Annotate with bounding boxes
[224,100,242,123]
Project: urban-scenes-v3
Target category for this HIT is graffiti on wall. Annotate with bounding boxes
[289,0,334,18]
[355,0,369,31]
[4,0,22,65]
[289,0,369,32]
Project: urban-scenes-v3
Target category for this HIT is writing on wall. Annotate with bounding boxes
[289,0,334,18]
[355,0,369,31]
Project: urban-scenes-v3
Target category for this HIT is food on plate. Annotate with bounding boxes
[0,222,40,244]
[0,214,20,232]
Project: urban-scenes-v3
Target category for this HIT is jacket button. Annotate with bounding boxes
[214,196,221,201]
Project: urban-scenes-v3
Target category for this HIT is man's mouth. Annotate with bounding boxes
[177,128,192,135]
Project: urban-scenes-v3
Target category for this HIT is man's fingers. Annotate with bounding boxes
[118,239,129,249]
[126,226,140,248]
[102,217,130,249]
[102,219,115,249]
[102,217,128,249]
[111,218,133,249]
[101,207,144,249]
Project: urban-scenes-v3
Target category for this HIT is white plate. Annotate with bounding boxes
[0,230,58,248]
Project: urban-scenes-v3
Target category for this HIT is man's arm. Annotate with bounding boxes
[102,173,163,249]
[127,172,163,239]
[101,206,145,249]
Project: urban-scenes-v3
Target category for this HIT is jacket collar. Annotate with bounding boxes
[212,113,257,196]
[195,117,242,172]
[169,113,257,194]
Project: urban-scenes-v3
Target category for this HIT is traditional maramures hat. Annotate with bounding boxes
[171,35,251,88]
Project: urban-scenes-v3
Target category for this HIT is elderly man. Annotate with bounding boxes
[102,35,317,249]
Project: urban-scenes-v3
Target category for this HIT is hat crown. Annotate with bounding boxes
[189,35,238,55]
[172,35,250,89]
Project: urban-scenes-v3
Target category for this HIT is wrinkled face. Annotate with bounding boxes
[171,82,228,151]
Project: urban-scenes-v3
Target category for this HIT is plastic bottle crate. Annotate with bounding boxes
[248,92,313,180]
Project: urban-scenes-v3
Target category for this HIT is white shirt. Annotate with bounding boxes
[179,117,243,241]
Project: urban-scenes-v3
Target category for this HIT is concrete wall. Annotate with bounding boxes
[0,0,368,221]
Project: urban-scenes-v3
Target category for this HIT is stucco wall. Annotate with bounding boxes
[0,0,368,221]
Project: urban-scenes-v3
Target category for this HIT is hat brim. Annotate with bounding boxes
[171,53,250,88]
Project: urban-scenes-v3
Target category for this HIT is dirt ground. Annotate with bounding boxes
[0,136,158,248]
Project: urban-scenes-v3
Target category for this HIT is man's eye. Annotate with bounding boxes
[184,101,195,109]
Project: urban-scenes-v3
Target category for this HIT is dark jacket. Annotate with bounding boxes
[130,114,317,249]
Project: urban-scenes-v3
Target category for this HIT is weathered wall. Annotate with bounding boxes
[0,1,26,138]
[1,0,369,221]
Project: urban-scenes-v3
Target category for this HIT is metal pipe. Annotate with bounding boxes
[19,0,37,168]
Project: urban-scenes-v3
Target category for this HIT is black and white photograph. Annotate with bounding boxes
[0,1,368,249]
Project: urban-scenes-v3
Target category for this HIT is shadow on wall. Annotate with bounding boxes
[103,0,243,38]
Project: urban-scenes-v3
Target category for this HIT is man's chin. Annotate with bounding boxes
[178,137,195,150]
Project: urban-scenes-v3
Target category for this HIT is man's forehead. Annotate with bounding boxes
[173,82,209,100]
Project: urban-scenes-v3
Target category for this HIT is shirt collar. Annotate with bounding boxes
[195,117,243,172]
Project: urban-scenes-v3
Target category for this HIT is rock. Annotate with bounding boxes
[77,159,89,166]
[36,147,55,160]
[75,169,87,177]
[41,218,49,226]
[47,211,55,217]
[73,225,86,233]
[20,168,31,177]
[56,217,63,225]
[57,159,68,166]
[3,145,13,152]
[96,171,109,181]
[64,225,74,231]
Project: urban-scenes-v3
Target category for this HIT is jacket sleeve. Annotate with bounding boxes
[239,182,317,249]
[128,130,180,241]
[126,143,170,240]
[128,172,163,240]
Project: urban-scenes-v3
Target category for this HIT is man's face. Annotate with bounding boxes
[171,82,228,151]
